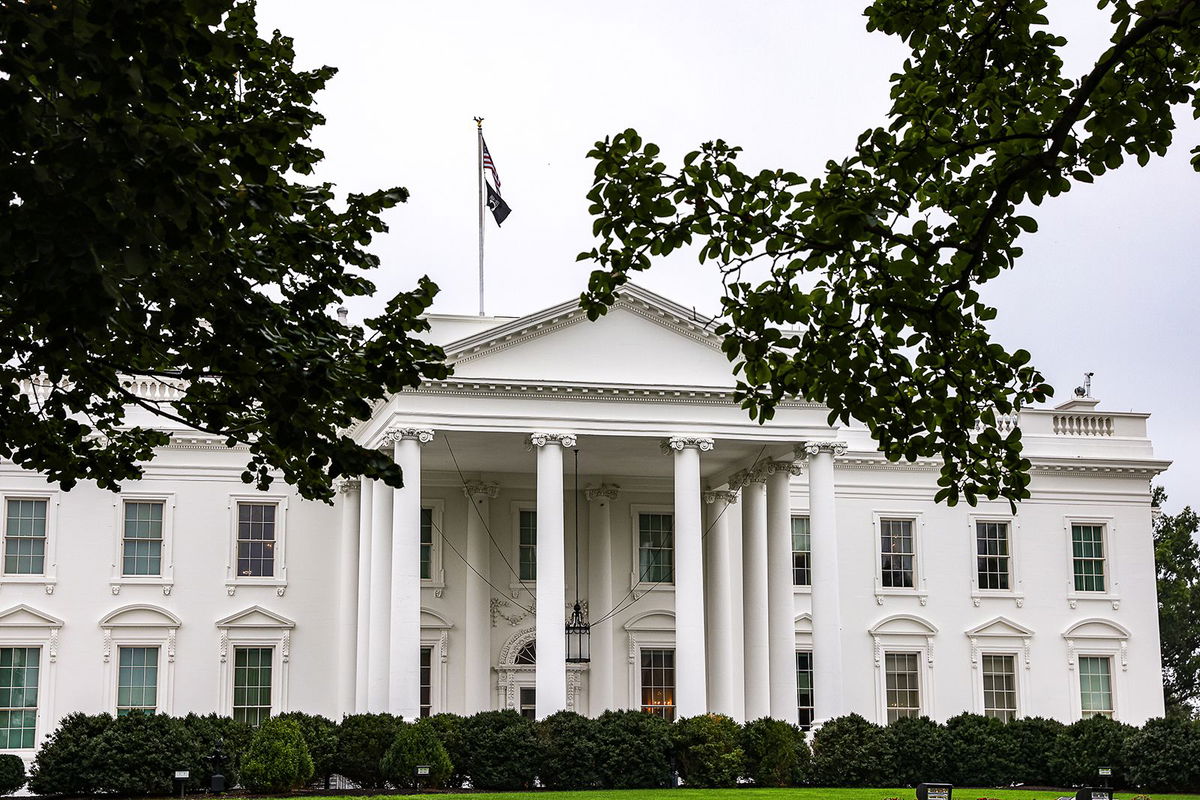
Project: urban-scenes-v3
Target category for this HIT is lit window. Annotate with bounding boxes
[232,647,272,726]
[640,648,675,721]
[237,503,276,577]
[117,647,159,716]
[419,646,432,718]
[982,654,1017,721]
[519,687,536,720]
[518,510,536,581]
[0,647,39,749]
[4,500,47,575]
[420,508,433,581]
[122,501,164,577]
[638,513,674,584]
[976,522,1011,590]
[792,517,811,587]
[880,519,915,589]
[1079,656,1113,718]
[1072,524,1106,592]
[884,652,920,722]
[796,650,814,729]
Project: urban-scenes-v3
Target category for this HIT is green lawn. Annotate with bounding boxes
[335,790,1200,800]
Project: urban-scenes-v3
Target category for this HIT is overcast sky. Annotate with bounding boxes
[255,1,1199,512]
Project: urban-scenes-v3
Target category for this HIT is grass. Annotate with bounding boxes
[328,790,1200,800]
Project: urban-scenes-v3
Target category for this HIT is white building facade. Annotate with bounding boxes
[0,285,1168,755]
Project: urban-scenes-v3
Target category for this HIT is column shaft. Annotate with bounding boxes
[367,479,392,712]
[354,479,373,712]
[766,463,799,723]
[464,484,496,714]
[391,435,425,718]
[808,444,845,724]
[534,435,570,718]
[704,491,737,717]
[587,486,617,713]
[741,476,770,720]
[337,481,361,718]
[672,443,707,718]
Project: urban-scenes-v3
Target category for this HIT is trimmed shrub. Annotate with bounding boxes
[536,711,601,790]
[739,717,809,787]
[335,712,402,789]
[885,715,949,786]
[381,720,453,790]
[673,713,744,788]
[457,710,539,790]
[1003,716,1065,786]
[1050,715,1135,788]
[425,713,467,788]
[89,713,198,796]
[28,712,113,795]
[240,717,314,793]
[0,754,25,795]
[594,709,674,789]
[810,713,892,787]
[275,712,337,786]
[944,712,1012,787]
[1124,716,1200,792]
[178,713,254,791]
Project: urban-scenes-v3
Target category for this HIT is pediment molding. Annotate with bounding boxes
[966,616,1035,638]
[215,605,295,629]
[0,604,63,628]
[624,610,675,632]
[1063,617,1131,640]
[869,613,938,636]
[421,607,454,630]
[100,604,181,629]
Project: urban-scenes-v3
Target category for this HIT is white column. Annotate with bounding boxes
[390,427,433,719]
[367,477,392,712]
[739,468,770,721]
[586,484,619,714]
[703,489,738,718]
[355,479,373,712]
[803,441,847,725]
[666,436,712,719]
[766,459,802,723]
[337,478,361,718]
[530,432,575,718]
[464,481,498,714]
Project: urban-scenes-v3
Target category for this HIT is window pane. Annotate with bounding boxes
[638,514,674,584]
[792,517,811,587]
[237,504,276,577]
[640,648,675,721]
[420,508,433,581]
[0,648,39,748]
[982,654,1017,722]
[1072,525,1106,592]
[976,521,1011,590]
[880,519,915,588]
[419,646,432,718]
[117,647,158,716]
[1078,656,1113,717]
[796,650,814,729]
[233,647,273,727]
[884,652,920,723]
[4,500,47,575]
[519,686,536,720]
[519,510,537,581]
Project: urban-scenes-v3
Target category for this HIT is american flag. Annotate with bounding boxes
[482,137,501,192]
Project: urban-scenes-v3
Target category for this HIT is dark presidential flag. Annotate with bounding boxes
[486,181,512,226]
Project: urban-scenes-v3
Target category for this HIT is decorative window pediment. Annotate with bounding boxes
[623,610,675,633]
[100,604,181,629]
[967,616,1035,639]
[869,613,938,637]
[215,605,295,630]
[1063,618,1130,640]
[420,608,453,630]
[794,613,812,635]
[0,604,63,629]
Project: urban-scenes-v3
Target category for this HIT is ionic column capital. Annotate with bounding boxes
[336,477,361,494]
[763,459,803,477]
[462,481,499,499]
[661,436,715,454]
[527,432,577,450]
[703,489,739,505]
[585,483,620,502]
[382,426,435,446]
[729,464,768,489]
[798,441,847,458]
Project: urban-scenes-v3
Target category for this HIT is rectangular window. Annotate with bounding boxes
[0,647,39,749]
[880,518,915,589]
[232,647,272,726]
[419,646,432,718]
[638,513,674,584]
[792,517,811,587]
[518,509,537,581]
[117,646,159,716]
[123,501,164,577]
[237,503,276,578]
[982,653,1017,722]
[1079,656,1114,718]
[640,648,675,721]
[1072,524,1106,592]
[4,499,47,576]
[420,508,433,581]
[976,521,1011,591]
[796,650,814,729]
[884,652,920,722]
[519,687,536,720]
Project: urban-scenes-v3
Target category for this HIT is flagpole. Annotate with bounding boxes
[474,116,485,317]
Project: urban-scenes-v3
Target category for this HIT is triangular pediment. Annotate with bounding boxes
[443,285,738,388]
[0,604,63,628]
[795,613,813,634]
[100,604,181,628]
[215,605,294,629]
[967,616,1035,638]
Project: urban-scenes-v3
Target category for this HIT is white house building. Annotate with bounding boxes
[0,284,1169,755]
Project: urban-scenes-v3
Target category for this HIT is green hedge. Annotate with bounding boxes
[739,717,809,787]
[240,718,314,793]
[380,720,452,790]
[0,754,25,796]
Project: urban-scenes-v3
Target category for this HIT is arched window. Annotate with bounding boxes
[515,640,535,665]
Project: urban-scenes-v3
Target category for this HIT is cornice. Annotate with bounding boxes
[402,378,820,408]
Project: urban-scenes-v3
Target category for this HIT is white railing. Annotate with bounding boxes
[1052,413,1114,437]
[18,375,189,403]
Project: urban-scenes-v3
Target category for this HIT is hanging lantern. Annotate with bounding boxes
[565,601,590,663]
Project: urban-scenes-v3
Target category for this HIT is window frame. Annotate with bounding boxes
[0,646,42,750]
[114,645,161,716]
[882,650,923,723]
[225,495,289,594]
[0,604,62,753]
[872,512,927,603]
[629,504,676,591]
[1063,618,1129,721]
[216,607,294,719]
[870,614,937,723]
[231,645,275,727]
[795,649,815,730]
[100,604,180,716]
[110,494,175,595]
[1076,654,1116,719]
[968,513,1023,606]
[979,651,1020,722]
[1,492,58,590]
[420,609,451,716]
[791,513,812,592]
[638,646,677,721]
[1063,516,1120,609]
[967,616,1034,719]
[509,502,537,594]
[421,500,445,594]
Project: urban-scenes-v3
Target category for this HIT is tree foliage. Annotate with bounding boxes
[579,0,1200,506]
[1153,486,1200,715]
[0,0,448,501]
